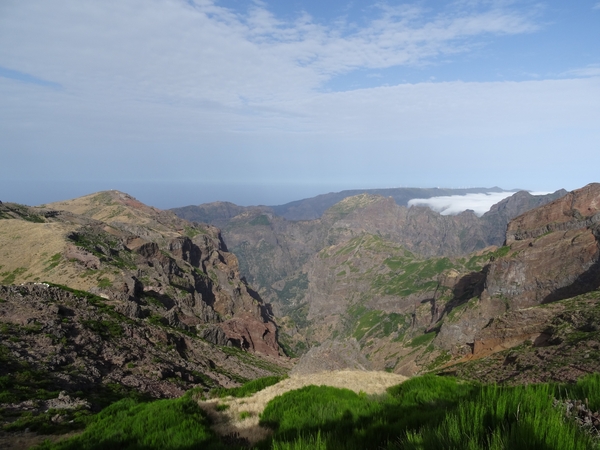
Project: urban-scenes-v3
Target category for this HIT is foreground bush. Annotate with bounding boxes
[35,396,228,450]
[260,374,600,450]
[34,374,600,450]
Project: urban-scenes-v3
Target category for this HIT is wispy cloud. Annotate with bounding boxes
[1,0,598,195]
[562,64,600,78]
[594,3,600,10]
[0,0,540,106]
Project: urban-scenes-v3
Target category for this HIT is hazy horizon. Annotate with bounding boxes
[0,179,568,215]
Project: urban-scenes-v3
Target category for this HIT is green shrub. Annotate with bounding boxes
[33,397,229,450]
[407,331,437,347]
[400,383,595,450]
[260,375,600,450]
[81,320,123,340]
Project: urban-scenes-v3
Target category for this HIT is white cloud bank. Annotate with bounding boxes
[408,192,549,217]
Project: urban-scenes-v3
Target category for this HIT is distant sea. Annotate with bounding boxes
[0,179,355,209]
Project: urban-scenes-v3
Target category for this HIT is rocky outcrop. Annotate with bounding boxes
[441,291,600,384]
[506,183,600,243]
[481,189,568,245]
[219,317,280,358]
[0,284,285,398]
[488,183,600,307]
[0,191,283,358]
[437,183,600,360]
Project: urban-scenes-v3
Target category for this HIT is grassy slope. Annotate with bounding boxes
[37,373,600,450]
[261,375,600,450]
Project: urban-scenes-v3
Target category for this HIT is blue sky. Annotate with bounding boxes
[0,0,599,208]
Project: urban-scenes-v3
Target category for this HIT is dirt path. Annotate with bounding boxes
[196,370,407,445]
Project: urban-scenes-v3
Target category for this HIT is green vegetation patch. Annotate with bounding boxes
[211,376,286,399]
[14,372,600,450]
[1,267,28,285]
[325,194,378,220]
[183,225,202,238]
[347,304,409,343]
[96,277,113,288]
[44,253,63,272]
[81,319,123,340]
[35,396,228,450]
[407,331,437,348]
[249,214,271,226]
[259,374,599,450]
[0,203,46,223]
[67,228,135,270]
[464,245,512,271]
[373,255,455,297]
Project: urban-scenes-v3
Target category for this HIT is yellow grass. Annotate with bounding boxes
[197,370,407,444]
[0,219,95,289]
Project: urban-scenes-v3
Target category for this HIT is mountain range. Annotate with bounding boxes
[2,183,600,446]
[171,187,568,362]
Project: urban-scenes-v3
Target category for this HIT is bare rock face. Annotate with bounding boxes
[437,183,600,358]
[506,183,600,243]
[219,317,280,358]
[481,189,568,246]
[491,183,600,307]
[441,292,600,384]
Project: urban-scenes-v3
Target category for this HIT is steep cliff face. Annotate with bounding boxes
[0,192,282,358]
[441,290,600,385]
[487,183,600,308]
[436,183,600,362]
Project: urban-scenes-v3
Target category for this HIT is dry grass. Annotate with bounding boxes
[47,191,182,241]
[197,370,407,444]
[0,219,93,289]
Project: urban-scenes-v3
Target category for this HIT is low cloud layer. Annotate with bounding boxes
[408,192,549,217]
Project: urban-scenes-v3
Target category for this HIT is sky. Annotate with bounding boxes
[0,0,599,209]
